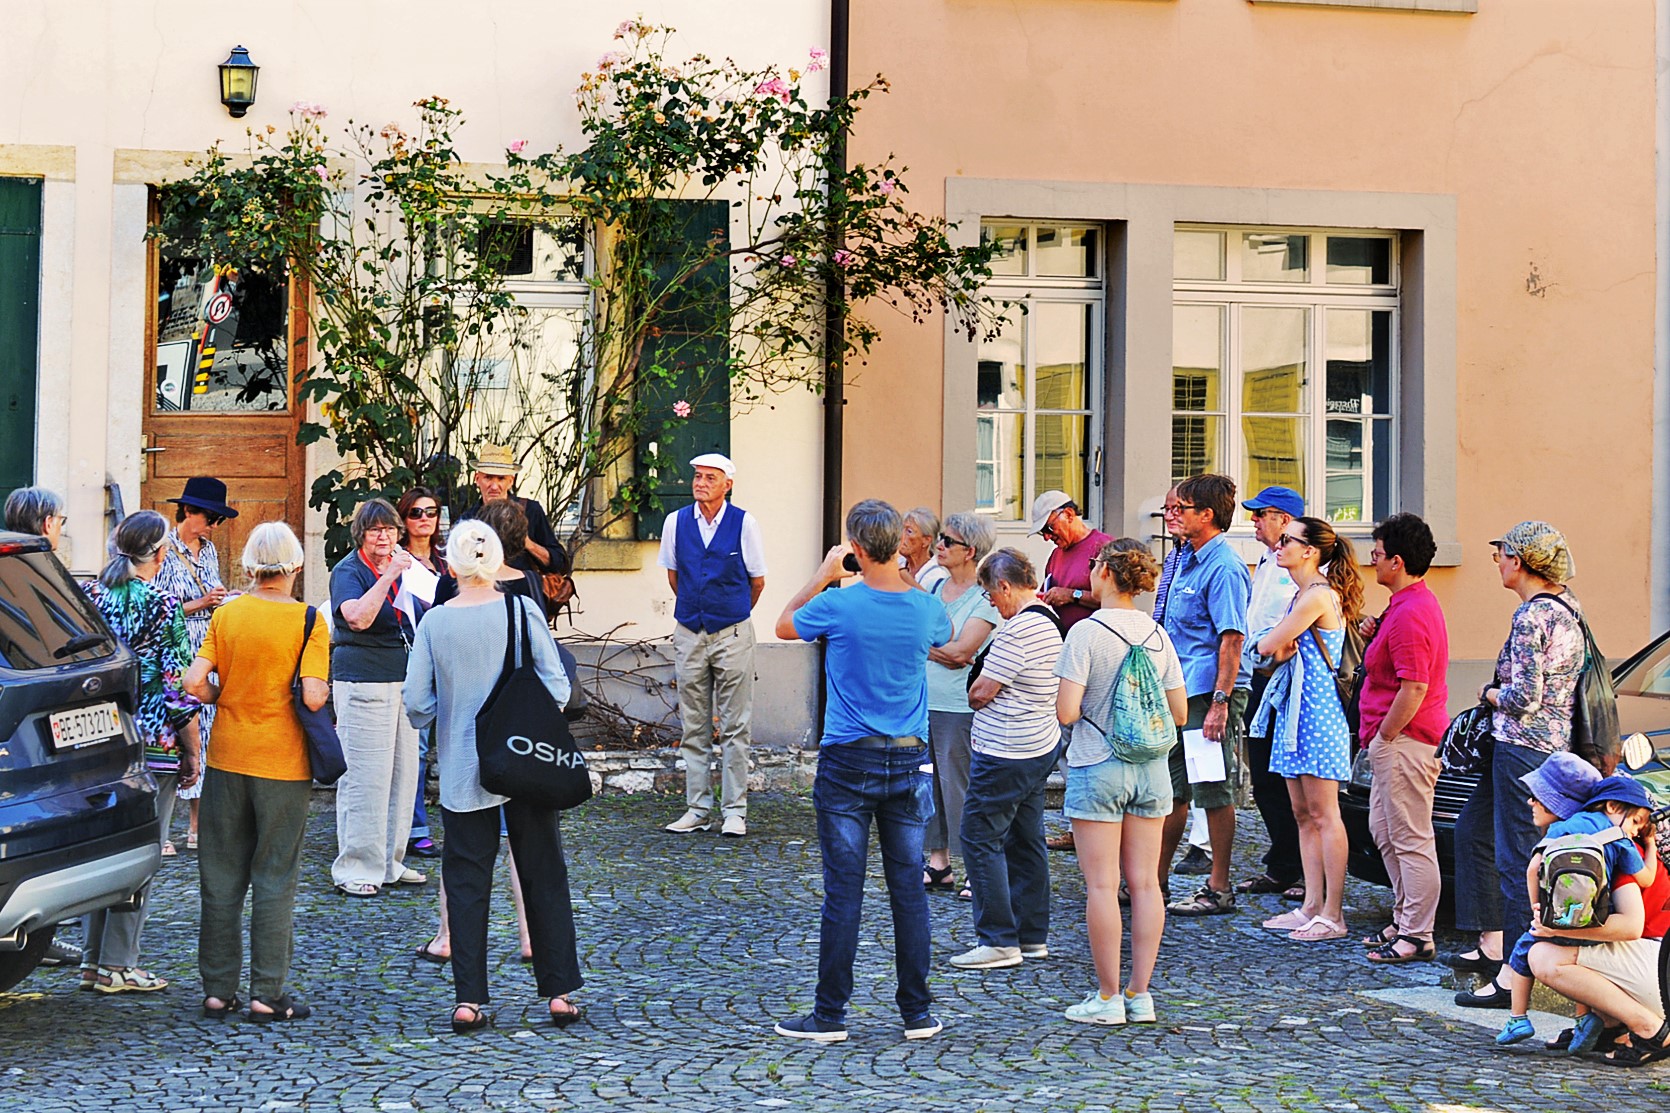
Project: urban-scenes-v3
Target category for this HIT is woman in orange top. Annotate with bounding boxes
[184,522,330,1023]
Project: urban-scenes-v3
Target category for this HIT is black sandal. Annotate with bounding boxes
[1367,935,1436,964]
[247,993,312,1023]
[923,865,955,892]
[202,994,243,1020]
[1235,873,1292,895]
[549,997,585,1028]
[451,1003,492,1034]
[1600,1020,1670,1067]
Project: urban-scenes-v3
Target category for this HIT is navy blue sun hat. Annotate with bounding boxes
[1584,774,1653,812]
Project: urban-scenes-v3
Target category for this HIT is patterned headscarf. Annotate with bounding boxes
[1490,520,1576,584]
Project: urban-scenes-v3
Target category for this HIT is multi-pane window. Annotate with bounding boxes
[1172,226,1397,525]
[976,223,1102,523]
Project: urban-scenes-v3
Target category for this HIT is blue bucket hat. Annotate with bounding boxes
[1584,774,1653,812]
[1520,752,1603,820]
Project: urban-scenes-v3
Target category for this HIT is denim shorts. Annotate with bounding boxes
[1064,753,1173,822]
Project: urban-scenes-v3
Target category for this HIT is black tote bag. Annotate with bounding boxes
[294,606,347,785]
[474,594,592,810]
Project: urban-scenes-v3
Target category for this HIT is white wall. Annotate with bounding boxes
[1,2,831,742]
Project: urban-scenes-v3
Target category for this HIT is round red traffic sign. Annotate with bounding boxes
[205,291,234,324]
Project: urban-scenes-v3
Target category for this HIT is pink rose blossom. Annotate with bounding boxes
[807,47,829,73]
[875,178,896,196]
[672,400,692,418]
[833,249,854,268]
[780,254,797,267]
[507,139,528,155]
[754,77,792,106]
[614,19,641,39]
[597,51,626,70]
[312,165,329,182]
[289,101,328,120]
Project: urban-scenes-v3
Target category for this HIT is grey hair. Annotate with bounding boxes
[904,507,941,541]
[977,547,1038,591]
[349,498,400,549]
[100,510,168,589]
[4,486,63,536]
[241,522,305,582]
[845,499,902,563]
[446,520,504,583]
[943,510,996,562]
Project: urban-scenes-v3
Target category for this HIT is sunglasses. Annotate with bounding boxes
[405,506,441,519]
[938,534,969,549]
[1278,534,1309,548]
[203,512,225,526]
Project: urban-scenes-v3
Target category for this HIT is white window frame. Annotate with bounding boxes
[978,221,1105,527]
[1173,224,1399,531]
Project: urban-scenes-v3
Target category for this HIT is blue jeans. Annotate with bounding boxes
[1453,742,1549,937]
[960,748,1054,948]
[811,741,934,1024]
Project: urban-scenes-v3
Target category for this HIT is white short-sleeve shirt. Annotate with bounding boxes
[656,501,768,578]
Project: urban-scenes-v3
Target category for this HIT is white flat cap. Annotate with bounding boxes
[690,453,735,478]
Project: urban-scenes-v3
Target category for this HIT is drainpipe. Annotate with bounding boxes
[822,0,850,553]
[812,0,850,741]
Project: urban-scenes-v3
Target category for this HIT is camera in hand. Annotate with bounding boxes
[842,552,861,574]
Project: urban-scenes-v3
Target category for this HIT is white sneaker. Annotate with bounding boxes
[1124,989,1156,1023]
[1064,991,1126,1025]
[664,810,712,834]
[948,945,1022,969]
[1021,943,1049,959]
[721,815,747,838]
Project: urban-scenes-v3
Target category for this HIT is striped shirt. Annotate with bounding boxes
[1152,544,1184,625]
[972,609,1065,759]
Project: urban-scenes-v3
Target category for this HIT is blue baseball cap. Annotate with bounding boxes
[1585,774,1654,812]
[1243,486,1304,518]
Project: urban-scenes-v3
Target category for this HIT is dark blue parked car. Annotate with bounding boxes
[0,531,158,992]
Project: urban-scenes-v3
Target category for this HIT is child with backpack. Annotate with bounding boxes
[1494,754,1644,1047]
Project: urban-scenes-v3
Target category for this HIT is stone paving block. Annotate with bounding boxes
[2,791,1667,1109]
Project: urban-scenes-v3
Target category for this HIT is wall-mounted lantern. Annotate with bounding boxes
[218,46,260,118]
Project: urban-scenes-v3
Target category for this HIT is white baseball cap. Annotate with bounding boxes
[690,453,735,478]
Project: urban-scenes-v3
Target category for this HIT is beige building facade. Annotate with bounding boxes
[842,0,1665,684]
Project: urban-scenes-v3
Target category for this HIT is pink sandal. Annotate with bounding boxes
[1262,909,1312,932]
[1289,915,1348,942]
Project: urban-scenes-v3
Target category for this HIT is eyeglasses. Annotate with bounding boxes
[1161,503,1181,517]
[366,525,399,536]
[1491,549,1518,564]
[938,534,969,549]
[405,506,441,519]
[1173,503,1199,515]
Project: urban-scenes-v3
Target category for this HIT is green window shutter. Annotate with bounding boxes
[635,199,731,540]
[0,178,42,500]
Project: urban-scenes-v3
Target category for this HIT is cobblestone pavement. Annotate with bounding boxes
[3,790,1667,1111]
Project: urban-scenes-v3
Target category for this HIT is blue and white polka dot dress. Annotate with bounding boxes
[1269,625,1353,782]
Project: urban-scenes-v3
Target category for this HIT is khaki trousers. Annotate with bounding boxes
[1367,734,1443,941]
[672,620,756,819]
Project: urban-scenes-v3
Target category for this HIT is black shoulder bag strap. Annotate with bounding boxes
[294,606,318,688]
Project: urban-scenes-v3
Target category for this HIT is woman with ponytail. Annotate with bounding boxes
[1252,517,1363,943]
[79,509,201,994]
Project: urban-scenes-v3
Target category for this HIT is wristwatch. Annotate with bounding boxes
[1072,589,1084,602]
[1211,690,1230,705]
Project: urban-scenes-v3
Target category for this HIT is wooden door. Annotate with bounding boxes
[140,206,308,591]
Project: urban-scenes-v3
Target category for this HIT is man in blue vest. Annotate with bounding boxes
[657,453,768,837]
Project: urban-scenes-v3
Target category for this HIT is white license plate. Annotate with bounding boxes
[49,702,123,750]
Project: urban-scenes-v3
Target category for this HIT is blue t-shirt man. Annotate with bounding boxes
[792,584,952,744]
[1164,531,1252,695]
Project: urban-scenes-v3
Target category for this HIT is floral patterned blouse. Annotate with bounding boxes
[83,579,199,773]
[1491,592,1585,754]
[156,529,224,648]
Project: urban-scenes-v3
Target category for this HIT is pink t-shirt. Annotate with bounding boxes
[1044,528,1112,631]
[1359,579,1451,746]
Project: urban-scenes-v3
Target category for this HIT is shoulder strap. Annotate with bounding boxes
[171,537,208,596]
[1022,603,1066,638]
[1310,627,1338,674]
[294,606,317,687]
[502,592,520,675]
[1537,826,1630,854]
[1087,611,1164,651]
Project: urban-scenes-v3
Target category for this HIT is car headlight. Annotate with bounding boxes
[1349,749,1373,789]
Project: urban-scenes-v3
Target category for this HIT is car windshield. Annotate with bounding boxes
[1613,632,1670,699]
[0,548,114,669]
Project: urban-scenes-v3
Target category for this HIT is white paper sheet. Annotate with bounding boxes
[1182,728,1227,785]
[394,555,440,627]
